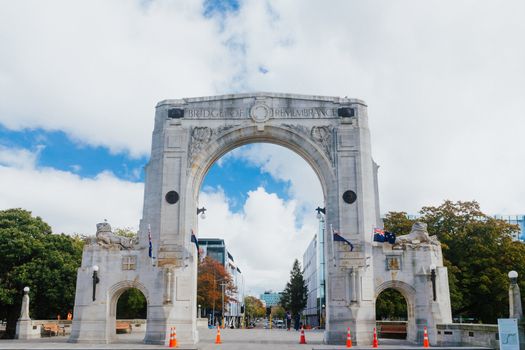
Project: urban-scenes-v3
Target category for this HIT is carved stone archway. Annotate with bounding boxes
[69,93,452,346]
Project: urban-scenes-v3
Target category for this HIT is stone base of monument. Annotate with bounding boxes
[15,319,41,339]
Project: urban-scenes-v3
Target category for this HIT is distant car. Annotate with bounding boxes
[273,320,284,328]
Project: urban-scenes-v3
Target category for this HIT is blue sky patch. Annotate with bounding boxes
[0,125,147,182]
[203,0,240,18]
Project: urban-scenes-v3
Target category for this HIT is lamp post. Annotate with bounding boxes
[315,207,326,220]
[315,206,326,328]
[508,270,523,319]
[429,264,437,301]
[220,282,226,328]
[92,265,100,301]
[197,207,207,219]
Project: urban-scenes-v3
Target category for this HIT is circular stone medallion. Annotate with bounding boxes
[342,190,357,204]
[250,101,271,123]
[165,191,179,204]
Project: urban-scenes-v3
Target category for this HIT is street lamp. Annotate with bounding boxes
[197,207,207,219]
[220,282,227,328]
[92,265,100,301]
[315,207,326,220]
[429,264,437,301]
[509,270,518,284]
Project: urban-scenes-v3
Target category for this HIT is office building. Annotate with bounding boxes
[259,291,283,307]
[302,218,326,327]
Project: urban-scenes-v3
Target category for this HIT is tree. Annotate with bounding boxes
[384,200,525,323]
[117,288,147,319]
[280,259,308,317]
[244,296,265,321]
[0,209,83,338]
[271,305,285,319]
[376,289,407,320]
[197,256,236,314]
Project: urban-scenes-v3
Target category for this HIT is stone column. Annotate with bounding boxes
[16,287,39,339]
[508,271,523,319]
[508,271,525,350]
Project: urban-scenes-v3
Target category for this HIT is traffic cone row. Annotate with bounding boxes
[423,326,430,348]
[169,327,177,348]
[346,327,352,348]
[299,326,307,344]
[215,325,222,344]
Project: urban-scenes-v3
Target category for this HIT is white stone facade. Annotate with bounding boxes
[69,93,452,346]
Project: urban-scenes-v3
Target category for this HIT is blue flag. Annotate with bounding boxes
[385,231,396,244]
[148,225,153,258]
[333,230,354,251]
[191,229,199,253]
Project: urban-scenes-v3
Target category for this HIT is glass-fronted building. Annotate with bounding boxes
[259,291,283,307]
[301,217,326,327]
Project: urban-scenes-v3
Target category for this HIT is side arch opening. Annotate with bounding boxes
[375,280,417,343]
[108,281,150,339]
[376,288,408,339]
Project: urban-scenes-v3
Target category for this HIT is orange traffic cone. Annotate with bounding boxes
[215,325,222,344]
[299,326,307,344]
[423,326,430,348]
[169,327,178,348]
[372,327,378,348]
[346,327,352,348]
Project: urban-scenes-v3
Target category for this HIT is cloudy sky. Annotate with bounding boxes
[1,0,524,295]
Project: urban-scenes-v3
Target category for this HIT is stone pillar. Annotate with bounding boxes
[508,271,523,319]
[508,271,525,350]
[16,287,39,339]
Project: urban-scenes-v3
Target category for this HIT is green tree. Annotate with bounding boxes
[384,200,525,323]
[376,289,407,320]
[271,305,285,319]
[280,259,308,317]
[117,288,147,319]
[0,209,83,338]
[113,227,137,239]
[244,296,265,321]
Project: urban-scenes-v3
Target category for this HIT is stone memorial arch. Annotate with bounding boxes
[69,93,452,345]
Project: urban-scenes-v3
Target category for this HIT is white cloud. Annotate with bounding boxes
[220,0,525,215]
[0,146,143,235]
[2,1,523,214]
[0,145,38,169]
[0,0,235,157]
[229,144,323,216]
[198,186,318,295]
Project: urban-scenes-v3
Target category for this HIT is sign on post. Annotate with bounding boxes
[498,318,520,350]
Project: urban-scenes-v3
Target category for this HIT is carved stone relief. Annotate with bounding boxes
[187,125,240,167]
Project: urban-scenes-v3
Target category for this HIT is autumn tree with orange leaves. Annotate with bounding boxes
[197,256,237,313]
